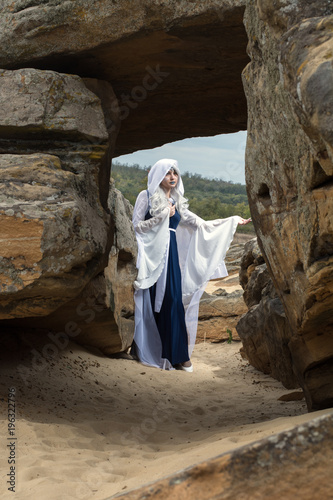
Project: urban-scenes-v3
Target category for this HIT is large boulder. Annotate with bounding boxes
[0,0,248,155]
[0,67,139,353]
[0,68,119,318]
[236,239,299,389]
[198,289,247,342]
[0,152,108,318]
[242,1,333,410]
[2,182,137,355]
[113,411,333,500]
[9,183,137,355]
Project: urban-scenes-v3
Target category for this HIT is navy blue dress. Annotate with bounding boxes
[148,209,190,365]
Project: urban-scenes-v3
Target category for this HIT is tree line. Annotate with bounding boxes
[111,162,254,233]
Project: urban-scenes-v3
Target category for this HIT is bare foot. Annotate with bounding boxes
[182,360,192,367]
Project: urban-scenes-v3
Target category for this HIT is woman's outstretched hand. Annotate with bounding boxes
[238,217,252,225]
[169,201,176,217]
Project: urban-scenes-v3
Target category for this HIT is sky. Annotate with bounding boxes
[113,131,247,185]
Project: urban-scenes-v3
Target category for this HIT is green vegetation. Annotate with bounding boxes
[226,328,233,344]
[111,161,253,233]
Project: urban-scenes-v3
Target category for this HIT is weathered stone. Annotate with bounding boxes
[103,183,137,352]
[0,68,108,142]
[0,68,127,348]
[224,243,246,274]
[0,0,248,155]
[0,153,108,318]
[2,183,137,354]
[237,281,299,389]
[239,238,268,308]
[242,1,333,410]
[257,0,333,35]
[0,68,120,208]
[112,412,333,500]
[236,238,299,389]
[60,183,137,354]
[280,14,333,175]
[197,290,246,342]
[242,263,270,308]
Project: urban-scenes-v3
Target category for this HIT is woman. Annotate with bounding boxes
[131,159,251,371]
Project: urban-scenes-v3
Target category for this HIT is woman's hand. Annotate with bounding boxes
[169,201,176,217]
[238,217,252,225]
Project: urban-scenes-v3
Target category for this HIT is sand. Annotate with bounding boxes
[0,332,332,500]
[205,273,243,294]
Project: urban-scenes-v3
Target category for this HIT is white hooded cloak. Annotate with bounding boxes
[132,159,241,370]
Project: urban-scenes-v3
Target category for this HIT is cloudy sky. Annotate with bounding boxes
[113,131,247,185]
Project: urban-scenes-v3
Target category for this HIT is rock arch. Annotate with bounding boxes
[0,0,332,410]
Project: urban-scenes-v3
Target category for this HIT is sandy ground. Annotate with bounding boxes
[205,273,242,294]
[0,333,332,500]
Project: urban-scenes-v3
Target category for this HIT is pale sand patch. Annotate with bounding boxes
[205,274,242,295]
[0,335,331,500]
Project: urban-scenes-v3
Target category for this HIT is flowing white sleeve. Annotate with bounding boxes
[132,191,170,290]
[176,212,241,358]
[181,208,242,230]
[180,209,204,229]
[181,215,241,297]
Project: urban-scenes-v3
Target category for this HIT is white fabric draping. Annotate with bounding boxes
[179,212,240,357]
[133,189,170,292]
[132,158,241,370]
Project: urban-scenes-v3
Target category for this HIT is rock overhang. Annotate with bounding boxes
[0,1,249,156]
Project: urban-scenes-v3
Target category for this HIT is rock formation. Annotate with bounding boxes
[0,67,138,354]
[236,239,299,389]
[198,289,246,343]
[197,243,248,342]
[1,176,137,355]
[0,0,249,155]
[113,412,333,500]
[0,1,249,356]
[0,68,118,318]
[0,0,332,411]
[242,0,333,410]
